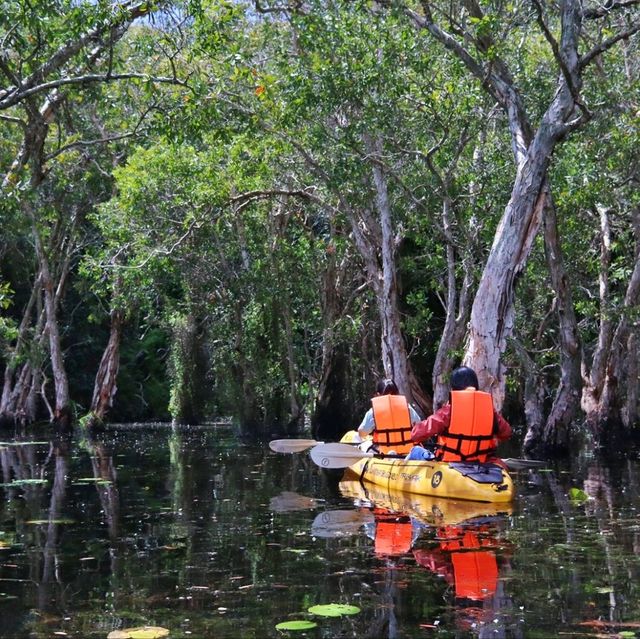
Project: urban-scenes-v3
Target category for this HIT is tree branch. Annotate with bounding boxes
[580,21,640,68]
[583,0,640,19]
[531,0,591,120]
[0,72,190,111]
[0,1,154,108]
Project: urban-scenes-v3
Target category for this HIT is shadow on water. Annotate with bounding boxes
[1,423,640,638]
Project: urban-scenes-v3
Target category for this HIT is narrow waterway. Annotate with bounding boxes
[0,424,639,638]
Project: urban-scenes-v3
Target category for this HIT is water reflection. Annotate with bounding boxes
[335,478,516,638]
[1,426,640,638]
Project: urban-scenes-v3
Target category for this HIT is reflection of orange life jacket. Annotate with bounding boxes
[440,527,498,600]
[374,509,413,556]
[371,395,414,454]
[437,390,496,462]
[451,550,498,600]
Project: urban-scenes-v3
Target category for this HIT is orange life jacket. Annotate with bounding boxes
[437,390,496,462]
[371,395,414,454]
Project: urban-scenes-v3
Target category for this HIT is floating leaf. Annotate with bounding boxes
[275,620,317,631]
[308,603,360,617]
[569,487,588,502]
[619,632,635,638]
[0,442,48,446]
[107,627,170,639]
[0,479,47,487]
[0,593,18,601]
[25,519,75,525]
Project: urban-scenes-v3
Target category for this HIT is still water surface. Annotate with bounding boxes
[0,424,639,639]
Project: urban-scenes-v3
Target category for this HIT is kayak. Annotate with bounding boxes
[339,477,513,525]
[341,455,514,503]
[335,430,515,503]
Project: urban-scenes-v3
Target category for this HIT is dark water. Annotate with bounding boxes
[1,424,639,639]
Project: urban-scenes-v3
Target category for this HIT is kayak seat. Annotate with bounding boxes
[448,462,505,484]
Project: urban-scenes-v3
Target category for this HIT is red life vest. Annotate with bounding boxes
[437,390,496,462]
[371,395,414,454]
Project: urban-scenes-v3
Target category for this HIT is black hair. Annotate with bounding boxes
[450,366,479,391]
[376,378,399,395]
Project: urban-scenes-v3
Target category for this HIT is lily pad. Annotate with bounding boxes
[107,627,170,639]
[308,603,361,617]
[569,487,588,502]
[275,620,318,631]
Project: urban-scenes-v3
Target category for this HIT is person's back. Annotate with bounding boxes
[370,393,414,455]
[437,388,496,462]
[358,378,420,454]
[410,366,512,462]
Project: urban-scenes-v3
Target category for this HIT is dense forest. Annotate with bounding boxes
[1,0,639,455]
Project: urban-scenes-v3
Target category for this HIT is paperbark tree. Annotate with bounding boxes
[396,0,639,446]
[1,0,185,426]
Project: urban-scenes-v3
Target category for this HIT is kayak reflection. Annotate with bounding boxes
[338,477,517,637]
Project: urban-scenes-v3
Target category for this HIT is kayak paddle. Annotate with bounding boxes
[310,443,386,468]
[309,443,546,471]
[501,458,547,470]
[269,438,323,453]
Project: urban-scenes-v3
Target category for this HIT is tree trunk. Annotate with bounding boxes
[582,206,613,417]
[514,339,546,451]
[25,201,71,427]
[368,136,430,415]
[85,307,125,428]
[538,187,581,451]
[465,168,547,405]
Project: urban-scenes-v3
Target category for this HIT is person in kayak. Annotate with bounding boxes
[410,366,512,464]
[357,378,422,455]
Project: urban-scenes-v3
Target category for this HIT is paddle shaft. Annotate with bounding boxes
[309,443,545,471]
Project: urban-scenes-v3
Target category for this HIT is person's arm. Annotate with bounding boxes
[358,408,375,439]
[493,411,512,441]
[411,405,450,443]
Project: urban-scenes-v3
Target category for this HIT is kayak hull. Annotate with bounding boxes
[343,456,515,503]
[337,430,515,503]
[339,477,513,524]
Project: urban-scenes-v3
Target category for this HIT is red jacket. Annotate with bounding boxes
[410,404,512,446]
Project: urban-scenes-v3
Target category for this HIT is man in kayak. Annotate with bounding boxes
[357,378,422,455]
[409,366,512,464]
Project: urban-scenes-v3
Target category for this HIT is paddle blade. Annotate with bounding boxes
[310,443,372,469]
[269,439,321,453]
[311,509,375,538]
[502,458,546,470]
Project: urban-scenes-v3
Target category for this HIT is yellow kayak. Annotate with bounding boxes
[331,430,514,503]
[339,477,513,525]
[341,455,514,503]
